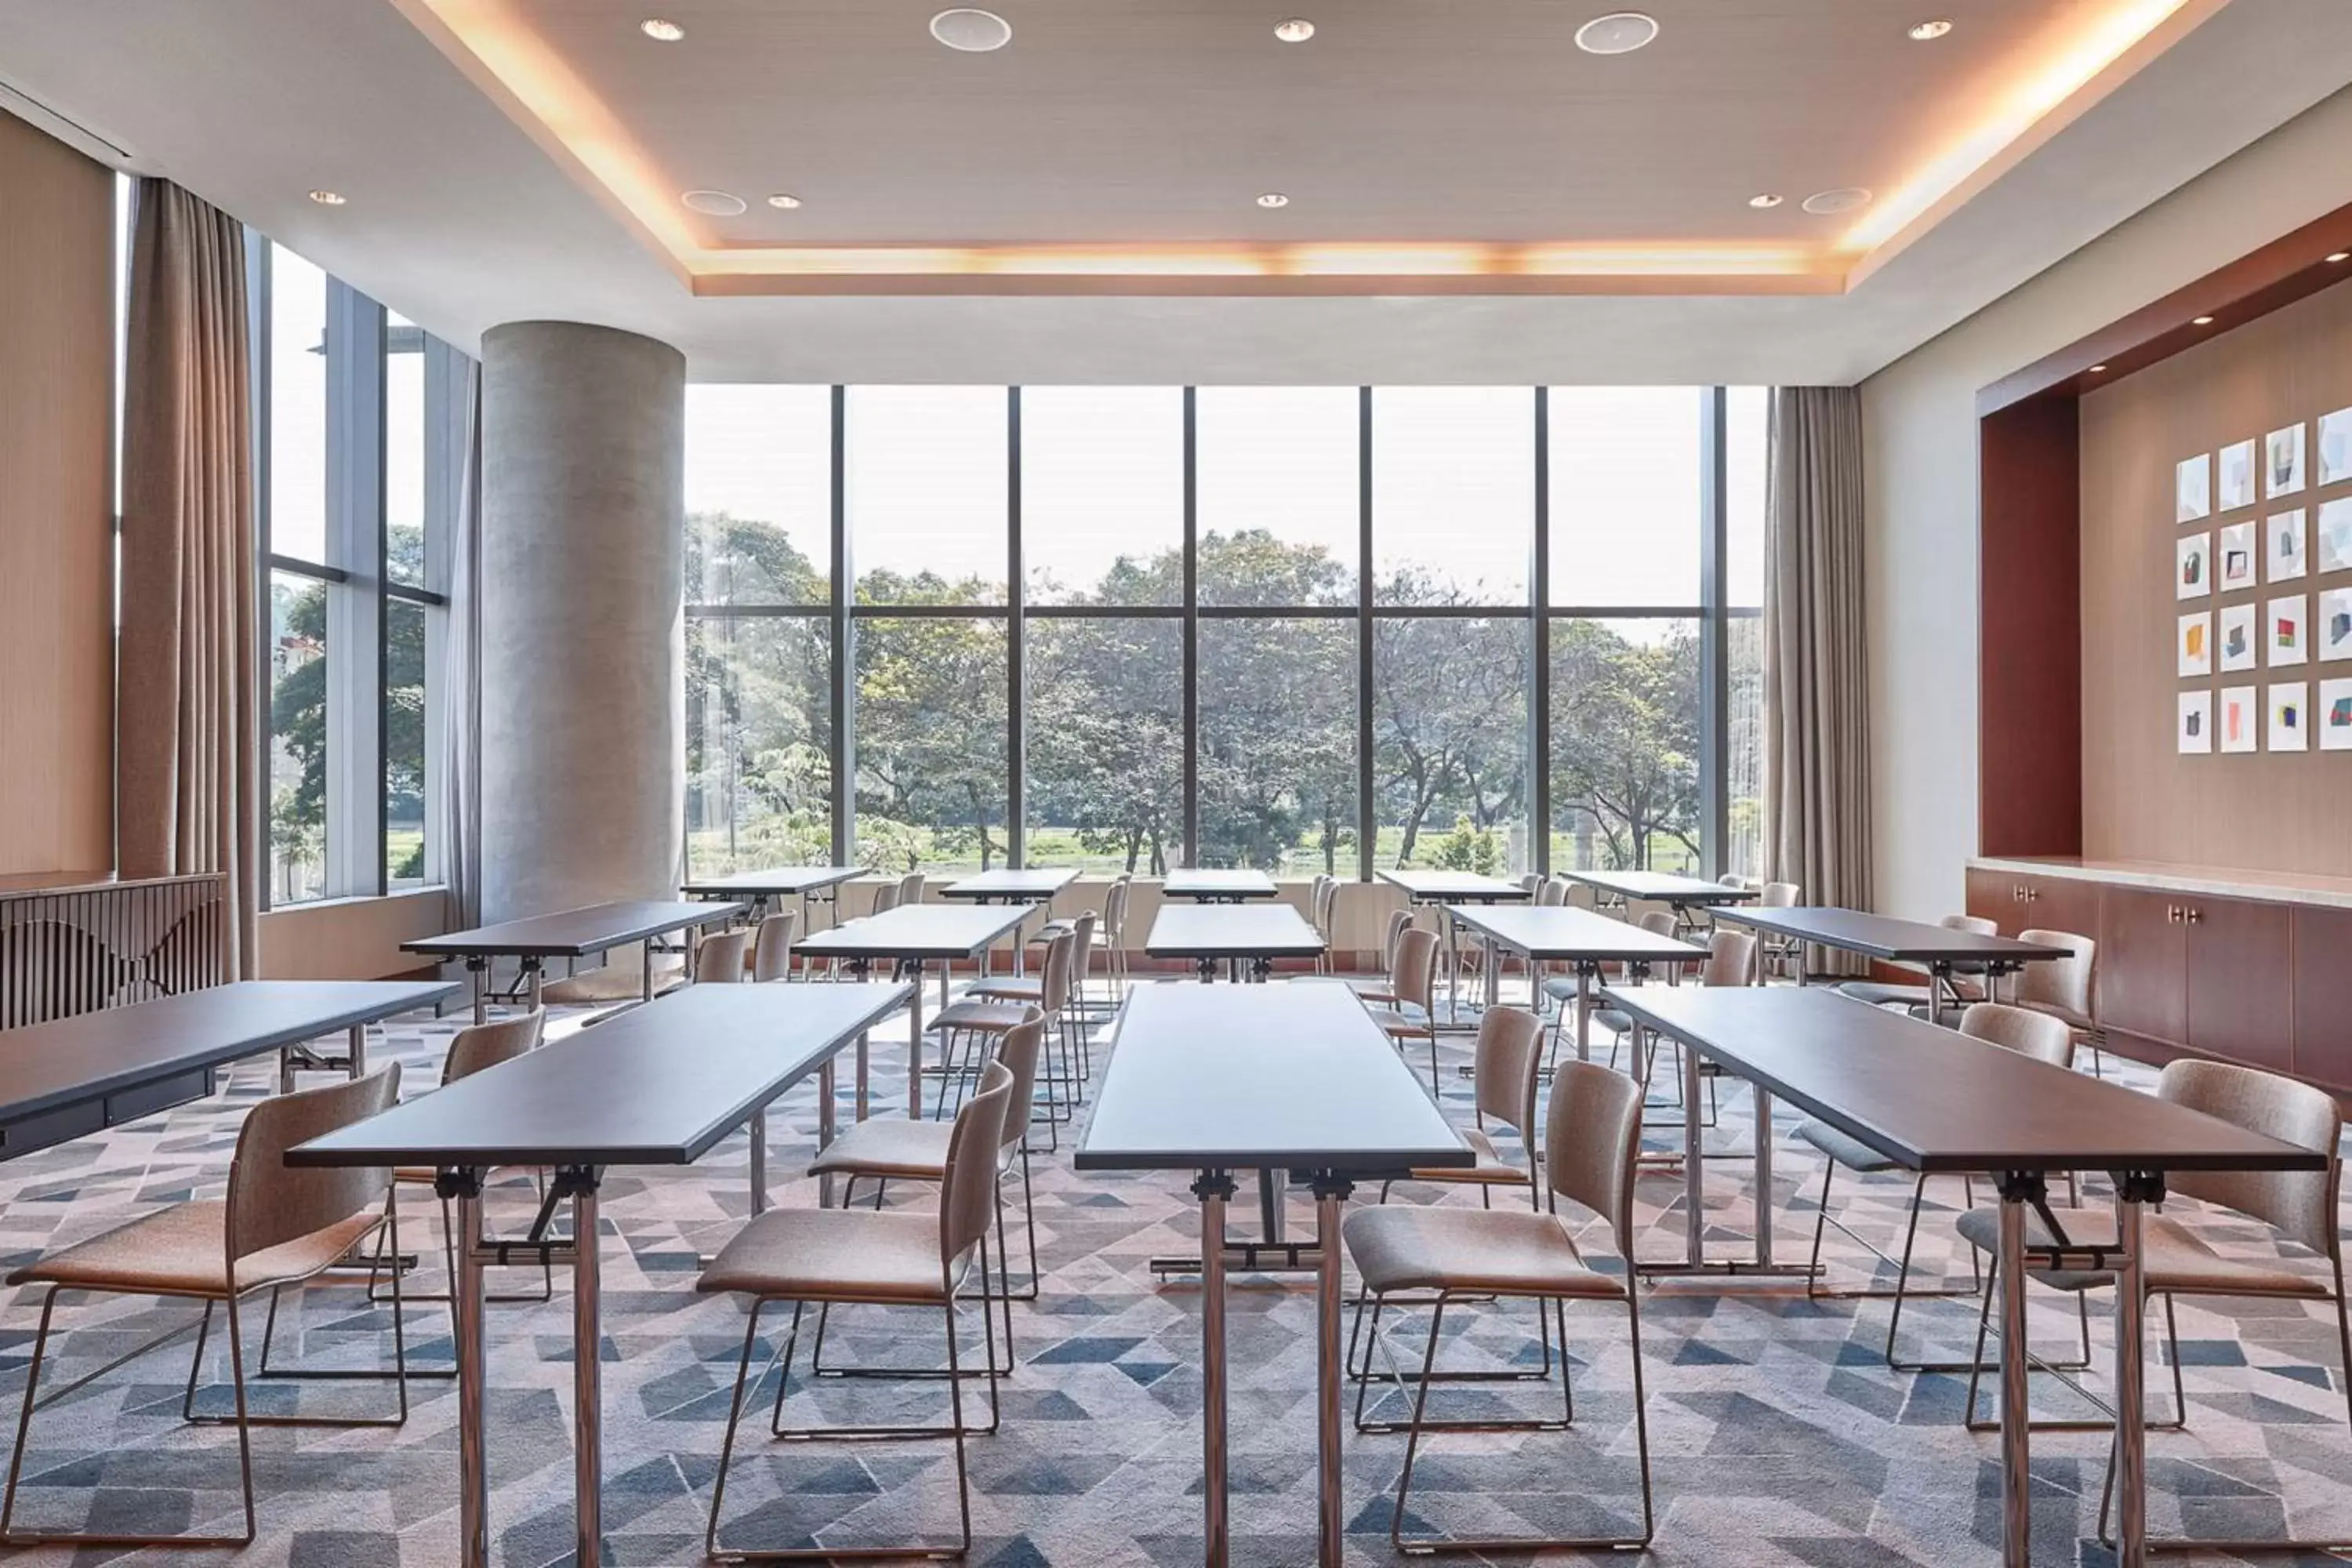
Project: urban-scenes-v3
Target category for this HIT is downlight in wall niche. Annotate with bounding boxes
[931,9,1013,51]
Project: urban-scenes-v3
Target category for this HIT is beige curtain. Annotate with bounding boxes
[1764,386,1871,970]
[117,180,258,976]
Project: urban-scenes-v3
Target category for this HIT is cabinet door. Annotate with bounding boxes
[2099,887,2188,1047]
[2015,875,2102,948]
[1965,869,2017,932]
[2183,896,2295,1074]
[2292,906,2352,1091]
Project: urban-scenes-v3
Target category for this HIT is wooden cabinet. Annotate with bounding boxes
[2099,887,2187,1048]
[2293,906,2352,1091]
[2182,896,2295,1076]
[1965,867,2100,940]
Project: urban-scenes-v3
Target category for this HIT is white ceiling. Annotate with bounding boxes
[3,0,2350,383]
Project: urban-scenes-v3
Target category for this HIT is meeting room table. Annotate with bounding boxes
[287,979,912,1568]
[1076,982,1468,1568]
[1144,902,1325,982]
[1715,904,2071,1016]
[1160,867,1279,903]
[793,902,1038,1116]
[1562,868,1757,925]
[405,898,748,1022]
[680,864,862,933]
[1376,868,1530,1028]
[1592,982,2322,1568]
[939,866,1079,973]
[1444,902,1704,1062]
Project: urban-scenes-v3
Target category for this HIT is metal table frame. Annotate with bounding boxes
[405,901,750,1024]
[681,866,862,960]
[939,869,1079,975]
[1160,869,1281,905]
[1715,905,2072,1022]
[1376,870,1530,1031]
[1143,904,1327,983]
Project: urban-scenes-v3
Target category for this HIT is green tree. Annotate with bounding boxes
[1550,619,1701,869]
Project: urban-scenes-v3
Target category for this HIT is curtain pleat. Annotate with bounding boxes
[117,179,258,976]
[1764,386,1871,972]
[441,362,485,928]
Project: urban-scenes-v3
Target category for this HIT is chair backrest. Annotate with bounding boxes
[2157,1058,2343,1258]
[751,910,799,982]
[869,881,901,916]
[1317,874,1341,933]
[227,1065,402,1265]
[1472,1005,1544,1139]
[1958,1001,2073,1068]
[441,1008,544,1087]
[1519,873,1541,895]
[1066,909,1098,988]
[1702,928,1757,989]
[695,927,753,983]
[896,872,926,909]
[1941,913,1999,938]
[1038,928,1077,1015]
[1625,897,1673,928]
[1391,926,1441,1011]
[1544,1058,1645,1261]
[1535,877,1567,909]
[2013,929,2096,1025]
[1381,908,1414,970]
[1761,880,1799,908]
[989,1011,1045,1162]
[1563,879,1597,912]
[1636,909,1679,939]
[1719,873,1751,891]
[938,1062,1016,1280]
[1103,874,1131,941]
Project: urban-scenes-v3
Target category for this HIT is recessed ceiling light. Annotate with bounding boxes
[2192,314,2215,326]
[1274,17,1316,42]
[640,17,684,42]
[307,189,347,206]
[681,189,749,216]
[767,193,803,210]
[2088,364,2108,373]
[2329,252,2351,263]
[1801,187,1872,216]
[1907,18,1953,41]
[1748,193,1784,209]
[1257,192,1290,209]
[1573,12,1658,55]
[931,8,1012,50]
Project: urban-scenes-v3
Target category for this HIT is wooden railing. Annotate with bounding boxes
[0,874,228,1029]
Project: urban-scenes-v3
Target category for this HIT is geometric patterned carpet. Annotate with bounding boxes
[1,975,2347,1566]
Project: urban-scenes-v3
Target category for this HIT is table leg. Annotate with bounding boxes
[1314,1179,1350,1566]
[1996,1175,2036,1568]
[748,1109,768,1215]
[1193,1173,1235,1568]
[855,1030,870,1123]
[1483,933,1500,1010]
[1683,1034,1705,1269]
[642,938,656,1004]
[526,958,544,1014]
[2114,1177,2154,1568]
[1258,1167,1285,1243]
[909,964,926,1120]
[1751,1086,1774,1264]
[469,956,487,1025]
[444,1172,490,1568]
[347,1022,368,1080]
[1442,906,1459,1022]
[1576,967,1593,1062]
[571,1179,603,1568]
[817,1059,838,1207]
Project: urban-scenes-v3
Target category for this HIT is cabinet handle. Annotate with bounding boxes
[2024,888,2039,903]
[2185,907,2202,925]
[2165,905,2181,923]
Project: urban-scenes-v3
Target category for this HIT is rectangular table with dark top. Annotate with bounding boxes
[289,980,912,1568]
[1563,868,1759,912]
[0,979,456,1158]
[405,899,749,1022]
[680,864,862,929]
[1593,982,2322,1568]
[1160,868,1280,903]
[1145,903,1326,982]
[1445,902,1706,1061]
[1716,905,2071,1014]
[1076,982,1469,1568]
[1377,869,1531,1028]
[793,903,1038,1115]
[938,868,1078,975]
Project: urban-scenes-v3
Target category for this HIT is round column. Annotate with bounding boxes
[480,321,684,922]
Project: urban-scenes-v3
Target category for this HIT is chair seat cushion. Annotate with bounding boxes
[1793,1119,1903,1174]
[1342,1205,1622,1299]
[928,1000,1033,1033]
[1951,1207,2332,1298]
[968,977,1043,1003]
[1540,975,1586,1001]
[1591,1009,1635,1037]
[697,1207,955,1305]
[9,1201,383,1298]
[808,1118,955,1181]
[1406,1127,1528,1187]
[1364,1005,1432,1038]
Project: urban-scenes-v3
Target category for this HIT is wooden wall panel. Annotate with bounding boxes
[256,889,452,980]
[2078,274,2352,874]
[1978,396,2082,858]
[0,113,114,879]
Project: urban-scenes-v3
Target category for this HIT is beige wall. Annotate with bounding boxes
[257,889,452,980]
[1859,85,2352,919]
[0,112,114,880]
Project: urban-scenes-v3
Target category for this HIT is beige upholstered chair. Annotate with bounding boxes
[1037,878,1119,1011]
[867,880,901,916]
[1307,874,1334,972]
[1563,878,1598,913]
[2,1069,412,1550]
[1098,873,1134,989]
[2012,927,2102,1073]
[940,928,1079,1138]
[695,926,753,984]
[750,910,799,982]
[1838,913,1998,1018]
[1753,880,1802,977]
[697,1063,1015,1562]
[1581,910,1685,1073]
[809,1011,1044,1371]
[895,870,926,909]
[1363,927,1444,1094]
[1343,1058,1654,1553]
[1795,1002,2071,1370]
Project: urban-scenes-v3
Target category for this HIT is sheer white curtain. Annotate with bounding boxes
[440,362,485,928]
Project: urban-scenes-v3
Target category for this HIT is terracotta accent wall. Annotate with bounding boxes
[256,889,452,980]
[0,114,114,879]
[2079,274,2352,874]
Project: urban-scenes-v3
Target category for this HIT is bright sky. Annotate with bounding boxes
[268,247,328,562]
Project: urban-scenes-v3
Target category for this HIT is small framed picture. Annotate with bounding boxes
[2176,452,2212,522]
[2220,685,2258,752]
[2267,509,2307,581]
[2319,407,2352,488]
[2270,595,2307,666]
[2267,423,2307,498]
[2220,601,2258,671]
[2176,532,2210,598]
[2218,521,2257,588]
[2321,586,2352,663]
[2318,497,2352,573]
[2178,610,2212,677]
[2177,689,2211,753]
[2218,439,2256,511]
[2270,682,2309,751]
[2321,677,2352,752]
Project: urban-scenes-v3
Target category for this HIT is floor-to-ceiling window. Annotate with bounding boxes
[682,383,1769,882]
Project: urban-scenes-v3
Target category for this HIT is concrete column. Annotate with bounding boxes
[480,321,684,922]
